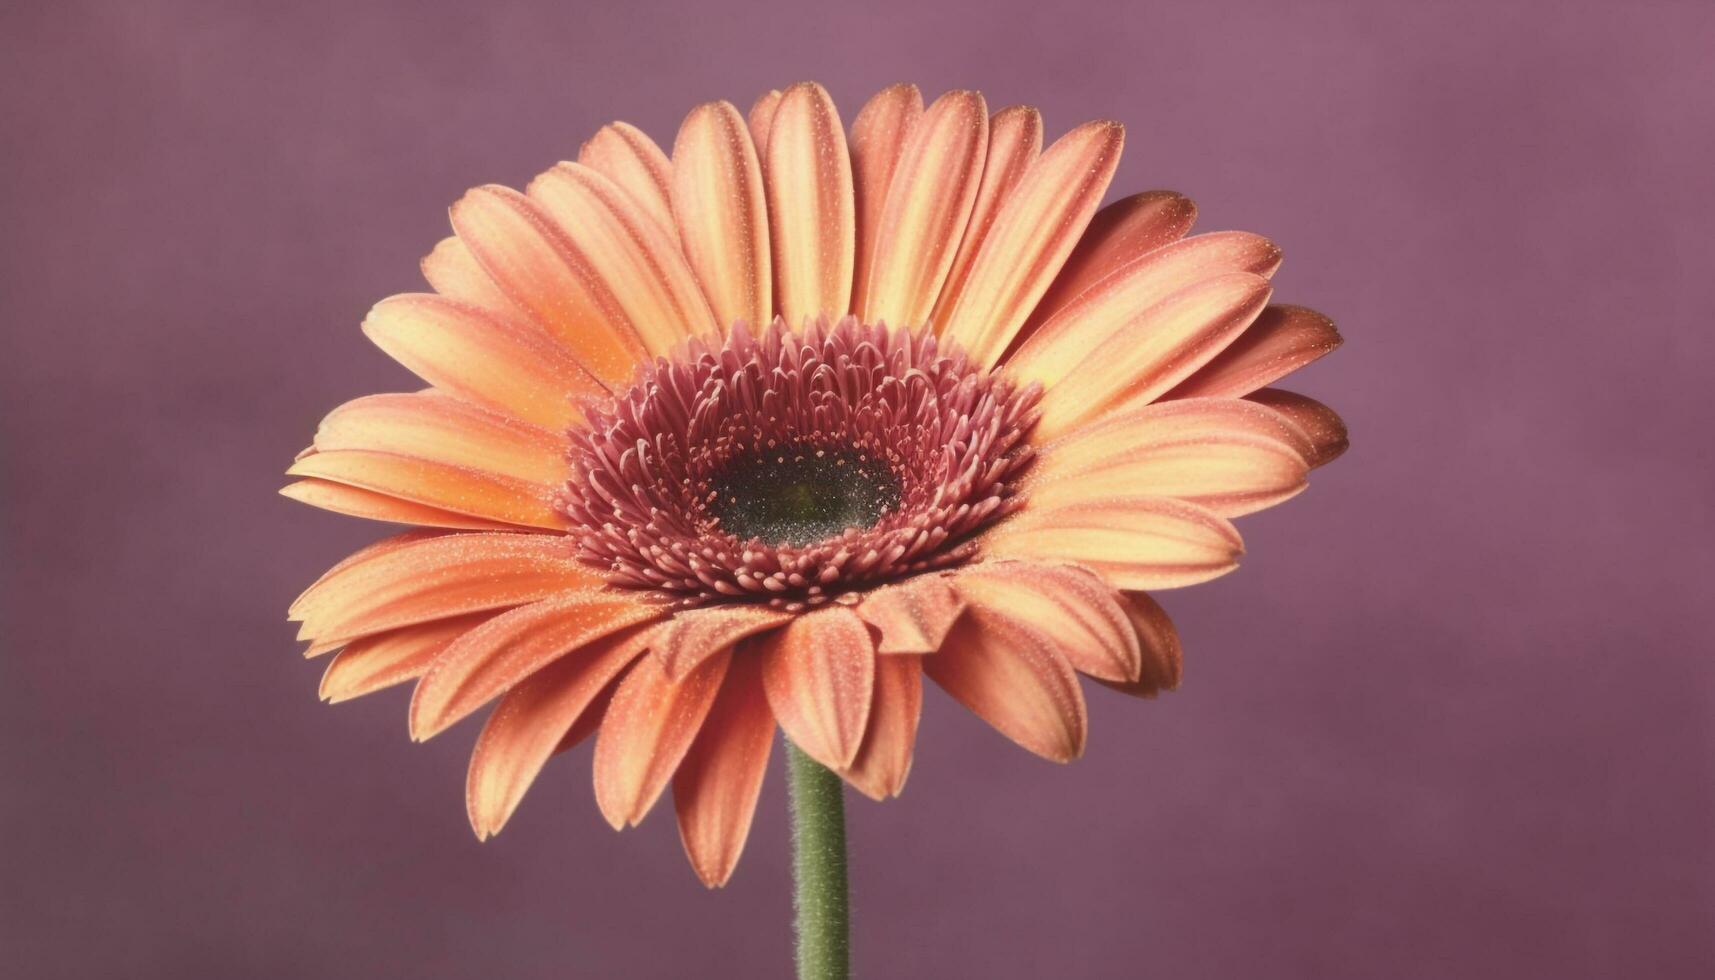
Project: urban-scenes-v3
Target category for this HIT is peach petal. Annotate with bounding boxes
[465,624,653,839]
[318,614,490,702]
[953,561,1140,682]
[855,574,964,654]
[1026,191,1199,332]
[747,89,783,155]
[421,236,516,313]
[449,184,647,384]
[848,82,924,318]
[410,594,661,741]
[1027,399,1310,517]
[671,101,771,332]
[289,532,597,648]
[860,89,987,331]
[983,496,1244,590]
[925,606,1086,762]
[759,605,875,770]
[938,120,1124,367]
[1029,272,1274,441]
[765,82,855,327]
[930,105,1043,331]
[301,635,346,659]
[310,391,565,485]
[593,646,732,829]
[577,121,676,235]
[527,163,717,355]
[673,653,775,886]
[1246,388,1349,468]
[842,653,922,801]
[361,294,604,430]
[280,479,522,532]
[1027,438,1305,519]
[1007,231,1283,390]
[291,530,447,606]
[1167,305,1341,399]
[1097,592,1184,698]
[1055,396,1321,461]
[653,604,795,681]
[287,451,565,532]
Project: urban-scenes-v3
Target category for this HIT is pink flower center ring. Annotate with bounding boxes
[563,317,1042,610]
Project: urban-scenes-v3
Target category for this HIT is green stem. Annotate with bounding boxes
[787,743,850,980]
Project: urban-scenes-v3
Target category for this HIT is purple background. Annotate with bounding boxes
[4,1,1711,977]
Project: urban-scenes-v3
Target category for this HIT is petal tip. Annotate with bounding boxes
[694,861,735,888]
[595,799,628,832]
[783,79,831,98]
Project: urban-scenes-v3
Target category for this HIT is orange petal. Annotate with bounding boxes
[302,635,346,659]
[848,82,924,318]
[842,653,922,801]
[861,89,987,330]
[577,121,676,235]
[318,613,490,702]
[1048,395,1320,461]
[1007,232,1283,392]
[670,101,771,332]
[294,530,446,598]
[527,163,717,355]
[289,532,598,649]
[294,390,566,530]
[1029,272,1274,441]
[1168,305,1341,399]
[421,235,515,313]
[316,529,455,579]
[748,89,783,155]
[1245,388,1349,468]
[465,624,652,839]
[281,479,522,531]
[410,595,659,741]
[1026,191,1199,332]
[930,105,1042,331]
[759,605,875,770]
[1026,399,1310,517]
[653,604,794,681]
[925,605,1086,762]
[953,561,1139,682]
[593,646,731,829]
[449,184,647,384]
[361,294,604,430]
[982,496,1244,590]
[765,82,855,326]
[1098,592,1184,698]
[938,120,1123,367]
[287,451,565,531]
[411,593,658,741]
[673,653,775,886]
[855,574,963,654]
[310,391,566,485]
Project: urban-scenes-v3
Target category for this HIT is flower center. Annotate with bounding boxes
[708,446,902,548]
[560,317,1041,609]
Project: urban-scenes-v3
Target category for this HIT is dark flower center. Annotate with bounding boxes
[560,317,1041,609]
[708,446,902,548]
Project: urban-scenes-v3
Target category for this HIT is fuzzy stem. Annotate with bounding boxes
[787,743,850,980]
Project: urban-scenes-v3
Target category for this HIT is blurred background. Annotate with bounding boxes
[3,1,1711,977]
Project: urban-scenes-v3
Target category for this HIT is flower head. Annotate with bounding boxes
[285,81,1346,887]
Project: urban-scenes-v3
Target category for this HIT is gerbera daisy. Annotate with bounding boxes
[284,80,1345,909]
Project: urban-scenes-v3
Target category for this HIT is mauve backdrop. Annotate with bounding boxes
[3,1,1711,977]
